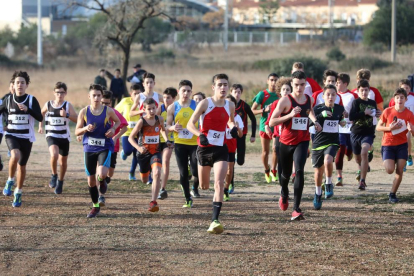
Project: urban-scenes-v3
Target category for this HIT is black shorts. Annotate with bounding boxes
[46,136,70,156]
[160,142,168,152]
[6,135,33,166]
[84,150,111,176]
[110,152,118,168]
[197,145,228,167]
[351,133,375,155]
[312,145,339,168]
[137,152,162,174]
[228,152,236,162]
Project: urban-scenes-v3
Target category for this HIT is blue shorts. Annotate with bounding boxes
[339,133,352,149]
[350,133,375,155]
[381,143,408,161]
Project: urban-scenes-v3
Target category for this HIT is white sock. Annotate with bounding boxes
[326,176,332,184]
[316,186,322,195]
[14,188,22,195]
[8,177,15,182]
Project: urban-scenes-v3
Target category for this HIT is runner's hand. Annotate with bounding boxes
[376,108,381,118]
[173,120,183,132]
[17,103,28,112]
[250,136,256,143]
[59,109,67,118]
[290,106,301,118]
[265,125,272,138]
[199,133,209,146]
[86,124,95,132]
[364,108,373,115]
[408,122,413,132]
[314,122,322,132]
[38,127,43,134]
[343,111,349,118]
[389,121,402,131]
[76,136,82,142]
[105,128,115,138]
[138,146,148,154]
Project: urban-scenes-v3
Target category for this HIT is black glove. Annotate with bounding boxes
[230,126,238,138]
[199,133,209,146]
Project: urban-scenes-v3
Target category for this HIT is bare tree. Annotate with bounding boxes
[65,0,170,95]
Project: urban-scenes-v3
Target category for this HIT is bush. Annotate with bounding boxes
[326,47,346,61]
[340,56,392,71]
[0,54,38,68]
[253,56,327,83]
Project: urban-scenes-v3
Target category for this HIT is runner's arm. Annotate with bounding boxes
[268,97,293,127]
[308,97,322,131]
[107,108,120,134]
[227,101,236,129]
[128,119,143,151]
[130,97,145,117]
[75,108,88,136]
[188,99,208,137]
[166,104,176,132]
[159,116,169,142]
[245,103,257,137]
[38,102,48,133]
[67,103,78,123]
[27,97,43,122]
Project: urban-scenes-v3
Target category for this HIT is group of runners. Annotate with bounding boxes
[1,64,413,234]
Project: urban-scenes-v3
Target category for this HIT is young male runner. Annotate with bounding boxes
[251,73,279,183]
[75,84,120,218]
[269,71,321,220]
[187,73,237,234]
[1,71,43,207]
[335,73,358,186]
[167,80,200,207]
[193,92,206,103]
[129,98,170,212]
[230,84,256,192]
[349,80,380,190]
[158,87,177,200]
[388,79,414,168]
[115,84,142,180]
[99,90,128,206]
[291,62,321,97]
[311,85,345,210]
[377,88,414,203]
[224,95,244,201]
[38,82,78,194]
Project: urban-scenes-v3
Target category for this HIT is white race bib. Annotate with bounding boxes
[226,128,232,139]
[145,135,159,144]
[339,119,352,134]
[291,117,308,131]
[50,117,64,126]
[128,121,137,129]
[178,128,193,139]
[207,129,225,146]
[10,114,29,124]
[88,137,105,147]
[309,126,316,134]
[391,119,407,135]
[323,120,339,133]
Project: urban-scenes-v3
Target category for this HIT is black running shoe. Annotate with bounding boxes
[87,207,100,218]
[55,180,63,194]
[158,189,168,200]
[99,179,107,194]
[49,174,58,188]
[106,177,111,185]
[368,151,374,162]
[389,193,399,203]
[358,180,367,191]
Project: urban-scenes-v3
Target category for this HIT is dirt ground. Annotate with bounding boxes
[1,133,414,275]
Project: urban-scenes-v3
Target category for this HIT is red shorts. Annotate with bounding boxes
[260,131,272,140]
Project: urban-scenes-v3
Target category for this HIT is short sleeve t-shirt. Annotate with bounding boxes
[254,90,279,132]
[115,97,140,137]
[380,107,414,146]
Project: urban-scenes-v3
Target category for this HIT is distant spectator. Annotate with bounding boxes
[94,69,107,89]
[108,69,125,106]
[127,64,147,84]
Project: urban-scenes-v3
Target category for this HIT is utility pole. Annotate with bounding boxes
[37,0,43,66]
[328,0,334,44]
[391,0,396,62]
[224,0,228,52]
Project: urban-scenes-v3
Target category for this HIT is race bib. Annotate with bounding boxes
[226,128,232,139]
[9,114,29,124]
[128,121,137,129]
[49,117,64,126]
[207,129,225,146]
[145,135,159,144]
[339,120,352,134]
[391,119,407,135]
[292,117,308,131]
[88,137,105,147]
[323,120,339,133]
[178,128,193,139]
[309,126,316,134]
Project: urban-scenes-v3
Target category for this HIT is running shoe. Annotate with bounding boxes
[55,180,64,194]
[12,193,22,208]
[313,193,322,210]
[224,190,230,202]
[129,173,137,181]
[358,180,367,191]
[146,174,153,185]
[355,170,361,182]
[99,179,107,194]
[148,201,159,212]
[121,150,127,160]
[98,195,106,207]
[265,172,271,183]
[325,183,334,199]
[49,174,58,189]
[403,165,407,172]
[188,164,192,180]
[291,173,296,184]
[270,170,278,182]
[389,193,399,203]
[368,150,374,162]
[291,209,304,221]
[190,187,200,198]
[207,220,224,234]
[279,196,289,211]
[87,207,100,218]
[229,183,234,194]
[336,177,343,186]
[106,177,111,184]
[408,155,413,166]
[346,152,353,161]
[158,189,168,200]
[182,199,193,208]
[3,180,14,196]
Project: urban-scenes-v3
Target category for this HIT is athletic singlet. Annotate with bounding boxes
[280,94,311,145]
[45,101,71,140]
[173,100,198,145]
[115,97,140,136]
[160,104,173,143]
[199,98,230,147]
[138,115,161,155]
[226,114,244,153]
[138,92,160,110]
[235,100,249,135]
[5,94,35,142]
[82,106,114,153]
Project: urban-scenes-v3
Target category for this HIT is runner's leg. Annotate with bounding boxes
[279,143,294,198]
[292,141,310,211]
[391,159,406,193]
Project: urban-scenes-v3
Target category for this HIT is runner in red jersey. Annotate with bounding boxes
[269,71,321,221]
[188,73,236,234]
[291,62,322,97]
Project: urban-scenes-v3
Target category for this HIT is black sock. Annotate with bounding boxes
[212,202,222,221]
[89,186,99,204]
[224,188,229,194]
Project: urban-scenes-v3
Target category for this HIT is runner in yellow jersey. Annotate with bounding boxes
[115,84,142,180]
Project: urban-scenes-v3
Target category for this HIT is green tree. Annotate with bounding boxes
[134,17,172,52]
[0,26,15,48]
[259,0,279,23]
